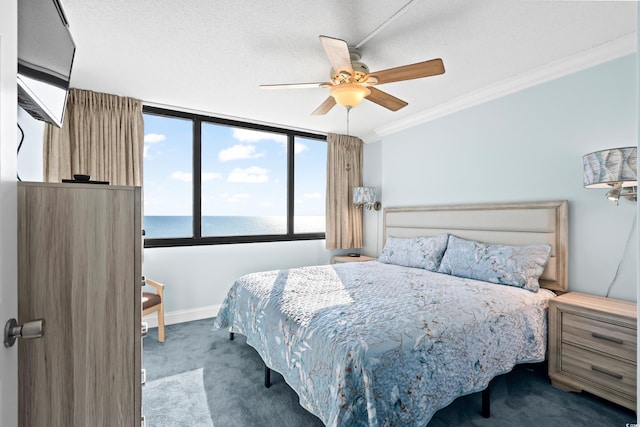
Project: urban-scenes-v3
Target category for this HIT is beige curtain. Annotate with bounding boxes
[43,88,144,186]
[325,133,363,249]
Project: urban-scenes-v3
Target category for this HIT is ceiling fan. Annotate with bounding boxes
[260,35,445,115]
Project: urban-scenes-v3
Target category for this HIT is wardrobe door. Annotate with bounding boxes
[18,182,141,427]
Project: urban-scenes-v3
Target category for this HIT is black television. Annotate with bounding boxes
[18,0,75,128]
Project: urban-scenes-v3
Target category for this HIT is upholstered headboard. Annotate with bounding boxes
[383,200,569,292]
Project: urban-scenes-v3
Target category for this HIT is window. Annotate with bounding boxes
[142,106,326,247]
[293,136,326,234]
[143,113,193,239]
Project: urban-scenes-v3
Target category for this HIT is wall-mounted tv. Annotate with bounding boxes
[18,0,75,128]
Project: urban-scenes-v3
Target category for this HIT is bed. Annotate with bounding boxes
[214,200,569,426]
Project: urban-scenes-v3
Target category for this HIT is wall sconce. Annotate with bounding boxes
[353,187,381,210]
[583,147,637,205]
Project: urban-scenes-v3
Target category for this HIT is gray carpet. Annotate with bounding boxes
[143,319,636,426]
[143,368,214,427]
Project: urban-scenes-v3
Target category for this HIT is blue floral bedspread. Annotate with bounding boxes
[213,261,555,426]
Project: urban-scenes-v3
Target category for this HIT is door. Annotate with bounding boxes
[17,182,142,426]
[0,1,19,426]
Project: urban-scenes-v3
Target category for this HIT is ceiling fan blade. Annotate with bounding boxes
[312,96,336,115]
[365,87,408,111]
[370,58,445,85]
[319,35,353,75]
[260,82,330,90]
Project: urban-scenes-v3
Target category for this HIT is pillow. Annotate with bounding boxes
[378,234,449,271]
[437,235,551,292]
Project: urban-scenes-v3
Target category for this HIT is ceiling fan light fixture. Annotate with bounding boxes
[330,83,371,108]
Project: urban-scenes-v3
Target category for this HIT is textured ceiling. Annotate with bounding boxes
[61,0,636,141]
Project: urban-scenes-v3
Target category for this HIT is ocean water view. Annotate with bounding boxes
[144,215,325,238]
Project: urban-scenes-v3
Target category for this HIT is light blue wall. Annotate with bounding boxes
[17,107,44,182]
[144,239,333,316]
[366,54,638,301]
[362,137,383,256]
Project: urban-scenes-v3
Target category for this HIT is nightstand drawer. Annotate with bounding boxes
[562,313,636,362]
[561,343,636,398]
[548,292,637,411]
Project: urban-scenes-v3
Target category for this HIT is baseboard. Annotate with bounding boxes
[142,304,221,328]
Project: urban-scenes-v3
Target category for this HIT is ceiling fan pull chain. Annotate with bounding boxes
[346,107,351,136]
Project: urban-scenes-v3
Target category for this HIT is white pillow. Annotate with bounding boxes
[437,235,552,292]
[378,234,449,271]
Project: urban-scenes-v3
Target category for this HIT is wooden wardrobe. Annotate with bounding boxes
[17,182,141,426]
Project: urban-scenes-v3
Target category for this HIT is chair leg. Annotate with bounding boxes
[157,303,165,343]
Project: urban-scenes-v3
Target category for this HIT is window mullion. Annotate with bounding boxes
[193,118,202,238]
[287,133,295,236]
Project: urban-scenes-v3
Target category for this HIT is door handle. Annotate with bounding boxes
[4,318,45,348]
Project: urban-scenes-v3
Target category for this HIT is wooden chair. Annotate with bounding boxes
[142,278,165,342]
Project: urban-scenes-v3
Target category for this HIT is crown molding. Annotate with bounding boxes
[373,33,637,139]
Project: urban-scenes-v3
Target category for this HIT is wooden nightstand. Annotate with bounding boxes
[548,292,637,411]
[331,255,376,264]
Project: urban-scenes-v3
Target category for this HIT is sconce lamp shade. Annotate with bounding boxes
[330,83,371,108]
[353,187,376,205]
[583,147,637,188]
[353,186,381,210]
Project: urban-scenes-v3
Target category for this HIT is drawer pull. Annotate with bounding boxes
[591,332,623,345]
[591,365,623,380]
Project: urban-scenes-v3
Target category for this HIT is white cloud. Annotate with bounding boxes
[294,142,309,154]
[228,166,269,183]
[171,171,192,182]
[144,133,166,143]
[230,129,309,156]
[143,133,166,158]
[232,128,286,143]
[202,172,223,181]
[218,144,265,162]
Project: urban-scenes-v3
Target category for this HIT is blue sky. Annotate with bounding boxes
[143,113,326,217]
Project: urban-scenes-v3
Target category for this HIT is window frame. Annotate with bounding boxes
[143,105,326,248]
